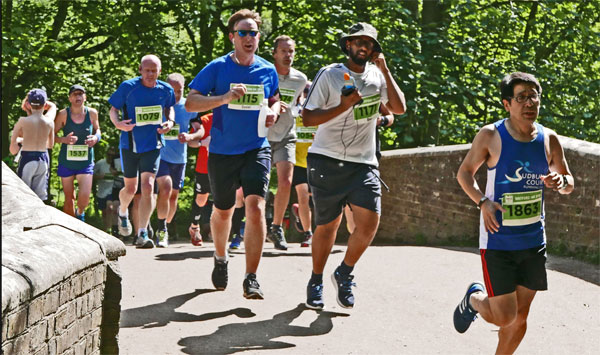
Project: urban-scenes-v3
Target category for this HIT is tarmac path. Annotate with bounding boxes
[119,242,599,354]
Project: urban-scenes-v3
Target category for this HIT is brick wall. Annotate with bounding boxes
[376,137,599,257]
[2,264,105,355]
[1,162,126,355]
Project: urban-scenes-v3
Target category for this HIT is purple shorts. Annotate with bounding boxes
[57,163,95,177]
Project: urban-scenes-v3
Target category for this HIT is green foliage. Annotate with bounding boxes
[2,0,599,214]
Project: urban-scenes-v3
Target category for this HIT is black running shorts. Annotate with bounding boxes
[480,245,548,297]
[208,147,271,210]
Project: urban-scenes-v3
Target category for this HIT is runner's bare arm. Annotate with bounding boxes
[185,87,245,113]
[43,101,58,121]
[85,108,101,147]
[9,119,23,155]
[183,121,205,147]
[109,106,135,132]
[47,120,55,149]
[302,89,362,127]
[541,129,574,194]
[372,53,406,114]
[457,126,505,233]
[266,93,281,127]
[157,106,175,134]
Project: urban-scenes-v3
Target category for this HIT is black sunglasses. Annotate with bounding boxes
[234,30,258,37]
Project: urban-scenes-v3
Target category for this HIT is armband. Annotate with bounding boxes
[95,132,102,142]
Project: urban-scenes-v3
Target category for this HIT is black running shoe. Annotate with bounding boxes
[243,273,264,299]
[211,257,228,291]
[331,268,356,309]
[453,281,484,333]
[306,281,324,310]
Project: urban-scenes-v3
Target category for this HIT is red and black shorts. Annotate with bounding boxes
[480,246,548,297]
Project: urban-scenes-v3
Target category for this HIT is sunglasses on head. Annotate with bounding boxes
[234,30,258,37]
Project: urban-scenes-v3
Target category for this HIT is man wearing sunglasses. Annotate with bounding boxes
[266,35,308,251]
[454,72,574,353]
[301,22,406,310]
[185,9,280,300]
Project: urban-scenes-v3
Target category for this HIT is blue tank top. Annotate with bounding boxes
[58,107,95,169]
[480,119,548,250]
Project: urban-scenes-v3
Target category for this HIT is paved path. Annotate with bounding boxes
[118,242,599,354]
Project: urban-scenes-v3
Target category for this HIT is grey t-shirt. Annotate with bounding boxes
[304,63,388,166]
[267,67,308,142]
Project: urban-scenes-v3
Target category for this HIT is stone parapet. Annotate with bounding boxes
[1,162,126,354]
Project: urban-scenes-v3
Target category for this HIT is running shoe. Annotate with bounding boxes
[118,214,132,237]
[267,225,288,250]
[306,281,324,310]
[229,234,243,250]
[76,212,85,222]
[243,273,264,299]
[147,223,154,242]
[291,203,303,233]
[189,225,202,246]
[156,229,169,248]
[211,257,228,290]
[331,268,356,309]
[135,230,155,249]
[301,231,313,247]
[453,281,485,333]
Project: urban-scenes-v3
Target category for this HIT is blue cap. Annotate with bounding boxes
[28,88,47,105]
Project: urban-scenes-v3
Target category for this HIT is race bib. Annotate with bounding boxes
[353,94,381,121]
[279,88,296,106]
[135,105,163,126]
[164,124,180,140]
[501,190,543,226]
[296,117,317,143]
[228,84,264,110]
[66,145,89,161]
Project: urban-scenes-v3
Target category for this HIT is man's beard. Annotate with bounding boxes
[349,50,369,66]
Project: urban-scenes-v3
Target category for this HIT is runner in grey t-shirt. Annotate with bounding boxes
[302,22,406,310]
[266,35,308,251]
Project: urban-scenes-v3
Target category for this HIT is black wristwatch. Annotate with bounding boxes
[477,196,489,209]
[558,174,568,190]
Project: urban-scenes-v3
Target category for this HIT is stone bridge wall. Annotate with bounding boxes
[1,162,126,355]
[375,136,599,258]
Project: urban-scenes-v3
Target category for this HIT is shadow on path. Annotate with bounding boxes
[177,303,349,354]
[121,289,255,328]
[154,250,218,261]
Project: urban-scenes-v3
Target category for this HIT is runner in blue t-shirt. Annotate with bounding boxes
[185,9,280,299]
[454,72,574,353]
[108,54,176,249]
[155,73,204,247]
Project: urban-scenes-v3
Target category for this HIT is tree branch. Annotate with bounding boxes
[48,0,69,40]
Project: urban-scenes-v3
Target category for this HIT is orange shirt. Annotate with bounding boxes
[193,113,213,174]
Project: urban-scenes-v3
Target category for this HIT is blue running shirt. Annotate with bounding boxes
[188,53,279,155]
[160,98,197,164]
[480,119,549,250]
[108,77,175,153]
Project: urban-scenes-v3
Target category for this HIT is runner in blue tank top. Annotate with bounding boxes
[54,84,101,221]
[454,72,574,354]
[108,54,176,248]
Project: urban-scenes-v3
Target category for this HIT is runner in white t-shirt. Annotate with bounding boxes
[302,22,406,310]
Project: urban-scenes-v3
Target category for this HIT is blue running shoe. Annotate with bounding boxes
[306,281,324,310]
[331,268,356,309]
[76,212,85,222]
[135,230,155,249]
[229,234,243,250]
[453,281,485,333]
